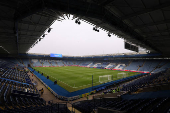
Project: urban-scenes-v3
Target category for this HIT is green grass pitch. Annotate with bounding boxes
[33,66,140,92]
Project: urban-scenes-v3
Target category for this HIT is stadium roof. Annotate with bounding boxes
[0,0,170,56]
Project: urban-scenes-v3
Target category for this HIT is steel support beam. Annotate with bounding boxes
[14,20,19,54]
[121,2,170,20]
[133,19,170,29]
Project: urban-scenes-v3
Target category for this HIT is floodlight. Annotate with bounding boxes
[75,18,81,25]
[108,33,111,37]
[42,34,46,37]
[47,28,52,33]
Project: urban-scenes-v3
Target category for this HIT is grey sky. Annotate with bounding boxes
[28,16,132,56]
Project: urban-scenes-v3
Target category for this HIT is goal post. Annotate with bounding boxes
[99,75,112,83]
[117,72,127,79]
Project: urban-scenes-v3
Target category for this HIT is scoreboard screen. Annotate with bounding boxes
[50,53,62,58]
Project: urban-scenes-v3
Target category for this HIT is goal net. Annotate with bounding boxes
[117,72,127,79]
[99,75,112,83]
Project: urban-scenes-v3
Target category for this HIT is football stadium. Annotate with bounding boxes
[0,0,170,113]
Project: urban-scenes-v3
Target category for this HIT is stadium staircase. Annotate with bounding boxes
[16,58,21,65]
[123,60,133,70]
[20,59,23,65]
[114,64,126,69]
[68,107,81,113]
[93,63,98,67]
[105,64,110,68]
[15,58,24,66]
[87,63,93,67]
[16,58,22,65]
[29,59,33,67]
[20,59,27,67]
[39,60,43,67]
[78,61,82,66]
[56,62,58,66]
[151,61,168,73]
[62,61,66,66]
[137,66,141,71]
[105,63,115,68]
[74,61,78,65]
[114,64,120,69]
[48,60,52,66]
[160,62,169,68]
[153,62,170,73]
[137,60,146,71]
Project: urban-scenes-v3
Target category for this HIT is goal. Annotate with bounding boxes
[99,75,112,83]
[117,72,127,79]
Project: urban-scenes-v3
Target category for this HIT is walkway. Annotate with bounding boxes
[28,71,60,104]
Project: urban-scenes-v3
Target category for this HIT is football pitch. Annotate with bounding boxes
[33,66,140,92]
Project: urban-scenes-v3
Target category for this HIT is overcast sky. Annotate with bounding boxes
[28,16,132,56]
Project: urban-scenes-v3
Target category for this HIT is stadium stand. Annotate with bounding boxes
[153,61,170,73]
[0,59,72,113]
[121,71,167,92]
[79,61,92,67]
[15,58,170,73]
[56,61,65,66]
[105,63,117,69]
[101,62,110,68]
[125,60,145,71]
[49,60,57,66]
[41,60,50,67]
[22,59,30,67]
[31,59,42,67]
[73,97,170,113]
[138,60,161,72]
[71,69,170,113]
[0,58,170,112]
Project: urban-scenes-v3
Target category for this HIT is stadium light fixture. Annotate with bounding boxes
[93,26,99,32]
[75,19,78,23]
[108,32,111,37]
[42,34,46,38]
[75,18,81,25]
[47,28,52,33]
